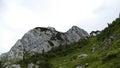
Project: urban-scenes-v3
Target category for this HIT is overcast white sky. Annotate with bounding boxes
[0,0,120,54]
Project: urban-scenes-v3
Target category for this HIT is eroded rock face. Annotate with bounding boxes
[8,40,24,61]
[0,26,89,62]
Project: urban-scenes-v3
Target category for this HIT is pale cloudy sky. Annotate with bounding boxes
[0,0,120,54]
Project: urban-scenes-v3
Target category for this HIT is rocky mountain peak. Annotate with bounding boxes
[71,26,80,30]
[47,26,56,31]
[34,26,56,31]
[66,26,89,43]
[0,26,89,62]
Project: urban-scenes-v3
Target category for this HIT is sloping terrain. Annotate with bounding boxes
[50,18,120,68]
[0,17,120,68]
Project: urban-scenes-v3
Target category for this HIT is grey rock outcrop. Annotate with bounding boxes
[0,26,89,63]
[65,26,89,44]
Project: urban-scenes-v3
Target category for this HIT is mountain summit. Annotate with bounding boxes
[0,26,89,68]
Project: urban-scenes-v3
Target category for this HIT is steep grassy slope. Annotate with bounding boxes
[0,18,120,68]
[50,18,120,68]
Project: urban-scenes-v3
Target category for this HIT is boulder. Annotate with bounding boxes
[77,54,88,58]
[28,63,39,68]
[6,64,21,68]
[76,66,82,68]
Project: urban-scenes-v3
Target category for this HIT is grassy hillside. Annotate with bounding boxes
[1,18,120,68]
[49,18,120,68]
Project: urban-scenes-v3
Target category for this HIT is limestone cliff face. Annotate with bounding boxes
[0,26,89,63]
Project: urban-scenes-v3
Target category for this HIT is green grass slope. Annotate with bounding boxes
[50,18,120,68]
